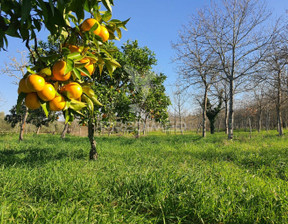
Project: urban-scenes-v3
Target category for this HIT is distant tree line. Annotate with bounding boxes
[172,0,288,138]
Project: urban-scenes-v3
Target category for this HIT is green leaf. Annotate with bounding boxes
[82,94,94,115]
[65,109,70,123]
[102,11,112,22]
[67,52,83,61]
[21,0,32,24]
[69,99,87,111]
[101,0,112,12]
[98,57,105,75]
[6,21,21,38]
[72,68,82,80]
[115,27,122,39]
[82,85,95,97]
[76,67,91,78]
[16,92,26,114]
[48,0,54,16]
[105,58,121,76]
[26,66,36,74]
[33,19,41,31]
[40,102,49,117]
[64,59,74,75]
[91,95,103,106]
[95,11,102,22]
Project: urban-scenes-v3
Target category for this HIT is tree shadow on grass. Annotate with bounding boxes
[0,146,86,168]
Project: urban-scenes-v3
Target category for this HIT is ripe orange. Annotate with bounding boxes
[80,58,94,76]
[60,82,82,99]
[49,95,66,111]
[68,45,81,53]
[37,83,56,101]
[26,74,45,92]
[52,61,71,81]
[18,78,31,94]
[80,18,101,35]
[25,92,41,110]
[81,62,94,76]
[99,26,109,42]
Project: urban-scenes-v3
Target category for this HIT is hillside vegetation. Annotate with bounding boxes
[0,132,287,223]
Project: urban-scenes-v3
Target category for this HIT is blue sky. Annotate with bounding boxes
[0,0,287,114]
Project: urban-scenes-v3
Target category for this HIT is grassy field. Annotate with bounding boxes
[0,131,287,223]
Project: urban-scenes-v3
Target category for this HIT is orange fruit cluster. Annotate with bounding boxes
[18,66,84,111]
[80,18,110,42]
[18,17,111,113]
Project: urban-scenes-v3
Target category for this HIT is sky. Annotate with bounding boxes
[0,0,287,115]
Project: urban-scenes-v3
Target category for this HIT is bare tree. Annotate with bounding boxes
[261,39,288,136]
[172,20,219,137]
[1,52,28,141]
[196,0,275,139]
[171,85,189,134]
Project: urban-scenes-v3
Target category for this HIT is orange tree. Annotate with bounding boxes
[84,40,170,137]
[1,0,128,160]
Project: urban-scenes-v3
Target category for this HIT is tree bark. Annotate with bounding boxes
[143,115,148,135]
[88,121,98,160]
[210,118,215,134]
[257,108,262,133]
[174,115,177,135]
[19,107,28,141]
[265,110,270,131]
[224,100,229,135]
[61,123,69,139]
[36,126,41,135]
[248,117,252,139]
[202,87,208,137]
[276,71,283,136]
[228,78,234,140]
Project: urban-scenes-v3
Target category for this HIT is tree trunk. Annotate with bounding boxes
[248,117,252,139]
[36,126,41,135]
[210,118,215,134]
[265,110,270,131]
[257,108,262,133]
[179,113,183,135]
[143,115,148,135]
[19,107,28,141]
[224,100,228,134]
[61,123,69,139]
[136,117,140,138]
[174,115,177,135]
[276,71,283,136]
[202,87,208,137]
[228,79,234,140]
[88,121,98,160]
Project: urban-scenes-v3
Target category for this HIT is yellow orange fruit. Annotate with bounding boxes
[98,26,109,42]
[37,83,56,101]
[68,45,81,53]
[52,61,71,81]
[80,58,90,65]
[18,78,31,93]
[49,95,66,111]
[26,74,45,92]
[80,18,101,35]
[25,92,41,110]
[60,82,83,99]
[82,64,94,76]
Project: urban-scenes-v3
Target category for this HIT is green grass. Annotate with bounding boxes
[0,132,287,223]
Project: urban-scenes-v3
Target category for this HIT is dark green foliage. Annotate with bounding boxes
[0,0,115,50]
